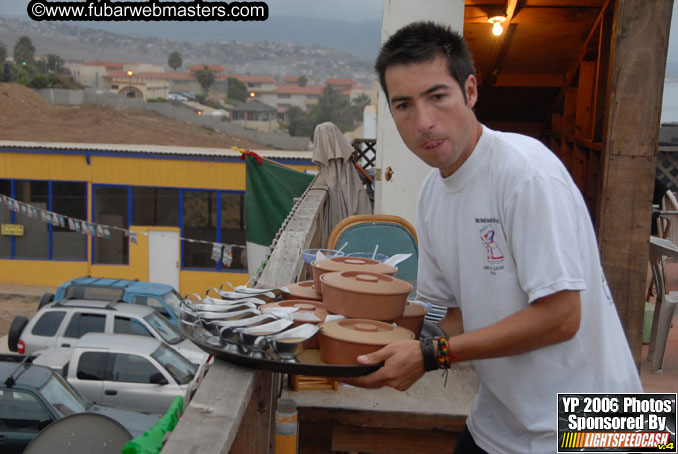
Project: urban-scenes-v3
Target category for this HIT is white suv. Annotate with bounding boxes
[33,333,205,414]
[9,299,207,365]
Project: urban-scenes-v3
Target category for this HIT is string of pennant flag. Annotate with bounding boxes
[0,194,245,267]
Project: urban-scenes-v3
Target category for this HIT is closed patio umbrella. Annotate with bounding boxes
[312,122,372,243]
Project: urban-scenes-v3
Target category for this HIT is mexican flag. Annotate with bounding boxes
[245,154,315,276]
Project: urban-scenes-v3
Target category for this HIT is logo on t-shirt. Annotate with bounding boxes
[480,225,504,264]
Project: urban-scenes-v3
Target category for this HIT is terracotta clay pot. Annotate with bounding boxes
[319,319,414,365]
[282,280,322,302]
[389,301,428,338]
[311,257,397,294]
[319,271,412,320]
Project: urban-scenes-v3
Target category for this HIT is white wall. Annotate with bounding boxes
[375,0,465,227]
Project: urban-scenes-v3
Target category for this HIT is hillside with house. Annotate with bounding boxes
[0,83,266,149]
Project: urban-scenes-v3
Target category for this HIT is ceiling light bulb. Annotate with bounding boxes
[488,16,506,37]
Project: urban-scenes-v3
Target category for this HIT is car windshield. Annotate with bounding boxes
[151,344,197,385]
[144,312,184,344]
[39,370,88,417]
[163,290,182,317]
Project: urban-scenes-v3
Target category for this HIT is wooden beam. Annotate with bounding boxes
[229,372,276,454]
[574,60,596,138]
[465,6,602,23]
[592,5,614,143]
[478,0,518,85]
[598,0,674,366]
[483,23,517,87]
[465,0,606,6]
[550,0,613,111]
[504,0,518,32]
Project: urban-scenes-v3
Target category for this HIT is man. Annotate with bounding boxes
[346,21,642,453]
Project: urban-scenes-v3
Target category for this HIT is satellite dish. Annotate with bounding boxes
[24,413,132,454]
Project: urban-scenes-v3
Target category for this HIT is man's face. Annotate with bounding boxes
[385,55,479,178]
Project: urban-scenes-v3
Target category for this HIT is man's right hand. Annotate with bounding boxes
[338,339,425,391]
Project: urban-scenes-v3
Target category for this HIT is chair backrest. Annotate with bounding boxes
[326,215,418,287]
[659,190,678,243]
[649,236,678,296]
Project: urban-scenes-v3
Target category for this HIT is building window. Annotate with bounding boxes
[278,94,291,99]
[14,180,49,259]
[0,179,87,261]
[93,185,129,264]
[133,187,179,227]
[0,179,11,258]
[221,192,246,270]
[52,182,87,260]
[182,190,217,269]
[182,190,246,270]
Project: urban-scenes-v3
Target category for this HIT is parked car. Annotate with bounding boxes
[8,299,208,365]
[0,354,160,454]
[33,333,205,414]
[208,109,230,119]
[168,92,188,101]
[40,277,183,327]
[180,91,196,100]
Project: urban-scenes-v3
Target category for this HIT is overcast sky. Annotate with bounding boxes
[1,0,677,73]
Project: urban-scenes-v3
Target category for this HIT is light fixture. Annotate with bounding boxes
[249,91,256,98]
[488,16,506,36]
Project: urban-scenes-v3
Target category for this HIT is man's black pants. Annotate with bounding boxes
[454,425,490,454]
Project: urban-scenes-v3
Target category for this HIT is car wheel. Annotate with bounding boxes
[38,292,54,309]
[8,316,29,352]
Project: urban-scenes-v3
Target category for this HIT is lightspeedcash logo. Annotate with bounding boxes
[27,0,269,22]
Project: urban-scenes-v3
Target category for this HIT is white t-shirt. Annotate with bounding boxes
[416,126,642,454]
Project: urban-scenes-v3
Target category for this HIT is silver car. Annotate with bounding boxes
[13,299,208,365]
[33,333,204,414]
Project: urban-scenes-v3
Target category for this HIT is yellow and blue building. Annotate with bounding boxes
[0,141,315,295]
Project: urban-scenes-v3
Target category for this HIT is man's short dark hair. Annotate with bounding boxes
[375,21,476,103]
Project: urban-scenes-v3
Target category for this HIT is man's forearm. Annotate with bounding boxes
[445,290,581,363]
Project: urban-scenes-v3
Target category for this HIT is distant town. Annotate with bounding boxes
[0,17,379,139]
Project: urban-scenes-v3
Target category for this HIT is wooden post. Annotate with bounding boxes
[598,0,674,365]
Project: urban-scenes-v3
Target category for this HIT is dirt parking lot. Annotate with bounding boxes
[0,294,38,338]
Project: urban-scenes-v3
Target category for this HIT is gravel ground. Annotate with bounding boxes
[0,294,39,338]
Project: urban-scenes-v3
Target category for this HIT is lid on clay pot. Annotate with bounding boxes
[320,271,412,296]
[283,280,322,301]
[400,301,428,318]
[321,319,414,345]
[259,300,328,324]
[312,256,397,275]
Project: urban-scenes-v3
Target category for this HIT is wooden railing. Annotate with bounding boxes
[162,176,329,454]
